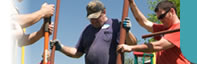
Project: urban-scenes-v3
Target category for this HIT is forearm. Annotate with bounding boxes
[131,42,163,53]
[60,46,83,58]
[129,1,153,32]
[129,1,148,23]
[18,30,43,47]
[125,32,137,45]
[131,43,154,53]
[27,31,44,45]
[14,10,44,28]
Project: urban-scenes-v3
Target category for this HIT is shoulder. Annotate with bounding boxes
[110,18,120,32]
[111,18,120,23]
[84,24,92,30]
[153,23,166,32]
[171,23,180,29]
[153,23,164,28]
[81,24,93,35]
[111,18,121,26]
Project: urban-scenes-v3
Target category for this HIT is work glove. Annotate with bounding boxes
[123,17,132,32]
[50,39,64,51]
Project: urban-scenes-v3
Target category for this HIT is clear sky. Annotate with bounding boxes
[15,0,154,64]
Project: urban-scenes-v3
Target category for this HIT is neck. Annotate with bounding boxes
[165,15,180,28]
[172,15,180,24]
[103,16,108,23]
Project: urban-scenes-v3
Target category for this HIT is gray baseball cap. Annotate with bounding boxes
[86,1,105,19]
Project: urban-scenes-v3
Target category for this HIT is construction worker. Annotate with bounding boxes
[117,0,190,64]
[50,1,137,64]
[11,0,54,47]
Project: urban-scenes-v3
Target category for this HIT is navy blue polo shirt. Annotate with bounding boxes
[75,18,120,64]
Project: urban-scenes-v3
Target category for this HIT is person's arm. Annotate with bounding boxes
[128,0,154,32]
[118,38,175,53]
[122,17,137,45]
[18,30,43,47]
[125,32,137,45]
[18,24,53,47]
[13,3,54,28]
[60,46,84,58]
[50,40,84,58]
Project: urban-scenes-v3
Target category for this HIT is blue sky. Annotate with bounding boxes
[15,0,154,64]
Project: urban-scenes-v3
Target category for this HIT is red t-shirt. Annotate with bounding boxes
[153,23,190,64]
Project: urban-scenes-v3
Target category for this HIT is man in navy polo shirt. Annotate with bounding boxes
[50,1,137,64]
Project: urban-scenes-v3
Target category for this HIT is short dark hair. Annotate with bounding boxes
[154,1,177,15]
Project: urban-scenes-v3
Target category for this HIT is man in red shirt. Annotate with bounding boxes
[117,0,190,64]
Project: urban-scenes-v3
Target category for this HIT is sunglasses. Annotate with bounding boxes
[158,9,170,19]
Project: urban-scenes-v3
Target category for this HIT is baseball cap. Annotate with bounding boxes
[86,1,105,19]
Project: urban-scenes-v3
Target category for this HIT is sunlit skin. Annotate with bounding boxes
[90,10,108,28]
[90,16,103,28]
[117,0,181,53]
[156,8,173,29]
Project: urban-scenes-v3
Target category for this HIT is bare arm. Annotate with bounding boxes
[50,40,84,58]
[18,24,53,47]
[13,3,54,28]
[14,10,44,28]
[60,46,84,58]
[118,38,175,53]
[131,38,174,52]
[18,30,43,47]
[129,0,154,32]
[125,32,137,45]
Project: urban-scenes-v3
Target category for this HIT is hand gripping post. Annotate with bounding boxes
[43,17,51,64]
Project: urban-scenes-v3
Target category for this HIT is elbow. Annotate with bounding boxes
[133,37,137,45]
[130,40,137,45]
[18,40,35,47]
[126,33,137,45]
[18,43,23,47]
[67,54,81,58]
[17,40,23,47]
[18,43,32,47]
[126,40,137,45]
[130,36,137,45]
[71,56,81,58]
[17,39,27,47]
[63,51,83,58]
[153,46,164,52]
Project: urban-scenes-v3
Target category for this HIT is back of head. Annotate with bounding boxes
[154,1,177,15]
[86,1,105,19]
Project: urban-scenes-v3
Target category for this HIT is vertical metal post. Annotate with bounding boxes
[51,0,60,64]
[116,0,129,64]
